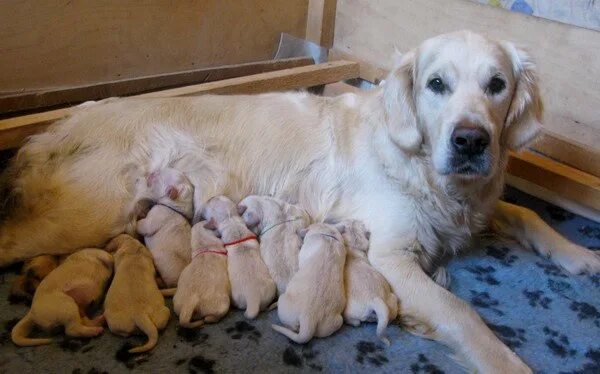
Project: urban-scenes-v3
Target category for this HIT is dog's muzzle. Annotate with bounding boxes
[448,126,491,176]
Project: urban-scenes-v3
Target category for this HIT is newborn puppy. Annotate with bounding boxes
[238,195,310,295]
[139,167,194,219]
[9,255,61,304]
[272,223,347,343]
[171,221,231,328]
[104,234,170,353]
[11,249,113,346]
[137,204,191,287]
[341,220,398,345]
[202,195,276,319]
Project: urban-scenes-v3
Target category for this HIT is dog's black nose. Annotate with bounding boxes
[451,127,490,156]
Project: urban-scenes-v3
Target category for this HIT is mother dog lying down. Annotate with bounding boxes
[1,31,599,372]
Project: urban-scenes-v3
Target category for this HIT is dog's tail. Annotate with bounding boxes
[372,298,391,346]
[11,313,52,346]
[160,288,177,297]
[271,316,315,344]
[244,297,261,319]
[129,314,158,353]
[178,298,204,328]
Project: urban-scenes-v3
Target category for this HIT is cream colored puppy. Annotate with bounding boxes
[272,223,346,343]
[137,204,191,288]
[202,195,276,319]
[11,249,113,346]
[340,220,398,345]
[238,195,310,294]
[104,234,170,353]
[170,221,230,328]
[136,167,194,219]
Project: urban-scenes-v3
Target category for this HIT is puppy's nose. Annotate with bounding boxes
[451,126,490,156]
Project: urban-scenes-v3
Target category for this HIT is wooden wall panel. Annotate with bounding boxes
[333,0,600,156]
[0,0,308,92]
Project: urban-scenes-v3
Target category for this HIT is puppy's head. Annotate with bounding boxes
[299,223,345,244]
[105,234,150,264]
[338,220,370,253]
[73,248,114,271]
[191,220,224,249]
[201,195,238,224]
[384,30,542,181]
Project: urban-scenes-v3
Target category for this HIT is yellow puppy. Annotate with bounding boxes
[11,249,113,346]
[104,234,170,353]
[9,255,61,304]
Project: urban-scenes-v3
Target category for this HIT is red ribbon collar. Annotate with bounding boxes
[223,235,258,247]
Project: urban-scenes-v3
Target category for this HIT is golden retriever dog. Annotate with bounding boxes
[11,249,113,346]
[0,30,598,372]
[104,234,170,353]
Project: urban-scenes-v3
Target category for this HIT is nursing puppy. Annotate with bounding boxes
[238,195,310,294]
[171,221,230,328]
[104,234,170,353]
[202,196,276,319]
[272,223,346,343]
[9,255,61,304]
[11,249,113,346]
[136,167,194,219]
[340,220,398,345]
[137,204,191,288]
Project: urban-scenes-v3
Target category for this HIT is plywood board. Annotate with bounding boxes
[0,0,309,92]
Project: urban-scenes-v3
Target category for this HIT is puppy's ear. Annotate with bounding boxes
[237,204,247,215]
[203,218,217,230]
[334,223,346,235]
[166,186,179,200]
[365,231,371,241]
[501,42,543,151]
[383,49,422,153]
[297,228,308,240]
[242,211,260,229]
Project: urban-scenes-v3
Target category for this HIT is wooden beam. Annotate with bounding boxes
[507,151,600,211]
[0,61,359,150]
[0,58,315,114]
[306,0,337,48]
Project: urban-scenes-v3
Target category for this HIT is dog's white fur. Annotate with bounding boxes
[202,196,276,319]
[104,234,170,353]
[134,167,195,219]
[137,204,191,287]
[340,220,398,345]
[239,195,311,294]
[11,249,113,346]
[272,223,346,343]
[171,221,231,328]
[1,30,599,372]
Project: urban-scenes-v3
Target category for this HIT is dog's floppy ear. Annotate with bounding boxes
[502,42,543,151]
[203,218,217,230]
[334,223,346,235]
[383,49,422,153]
[297,228,309,240]
[242,210,260,229]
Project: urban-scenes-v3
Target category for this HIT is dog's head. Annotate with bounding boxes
[338,220,370,253]
[384,30,542,181]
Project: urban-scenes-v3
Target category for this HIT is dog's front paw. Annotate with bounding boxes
[552,244,600,275]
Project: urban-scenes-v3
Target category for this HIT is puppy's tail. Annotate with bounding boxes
[11,313,52,346]
[178,298,204,329]
[244,297,261,319]
[160,288,177,297]
[372,298,391,346]
[271,317,315,344]
[129,314,158,353]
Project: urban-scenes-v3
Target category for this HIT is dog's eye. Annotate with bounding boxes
[427,78,446,94]
[487,76,506,95]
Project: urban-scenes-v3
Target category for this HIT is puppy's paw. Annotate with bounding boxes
[552,244,600,275]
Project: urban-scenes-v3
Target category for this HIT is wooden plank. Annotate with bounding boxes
[333,0,600,155]
[0,58,315,115]
[507,151,600,211]
[306,0,338,47]
[0,61,359,150]
[0,1,309,92]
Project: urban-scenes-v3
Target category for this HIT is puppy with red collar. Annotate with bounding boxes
[202,196,276,319]
[170,221,231,328]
